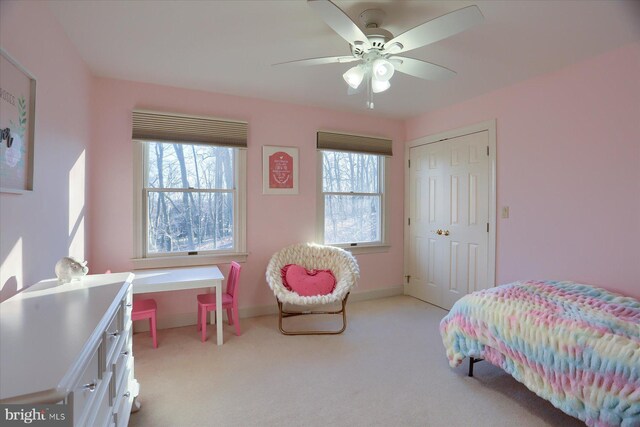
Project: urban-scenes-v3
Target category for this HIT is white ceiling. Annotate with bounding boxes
[48,0,640,120]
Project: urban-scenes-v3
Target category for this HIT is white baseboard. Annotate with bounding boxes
[351,284,404,302]
[134,285,404,332]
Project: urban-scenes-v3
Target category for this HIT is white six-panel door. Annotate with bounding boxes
[407,129,492,310]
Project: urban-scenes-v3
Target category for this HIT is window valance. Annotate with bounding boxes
[132,110,247,148]
[316,131,392,156]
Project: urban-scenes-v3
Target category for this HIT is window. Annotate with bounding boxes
[145,142,237,255]
[132,110,246,268]
[320,151,385,246]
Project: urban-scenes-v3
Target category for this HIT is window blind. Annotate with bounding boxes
[132,110,248,148]
[316,131,392,156]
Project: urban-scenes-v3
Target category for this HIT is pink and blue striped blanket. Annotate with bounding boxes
[440,280,639,427]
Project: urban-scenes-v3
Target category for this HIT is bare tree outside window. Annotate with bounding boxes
[146,142,235,254]
[322,151,382,244]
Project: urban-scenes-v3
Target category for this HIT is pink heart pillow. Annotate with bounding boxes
[281,264,336,296]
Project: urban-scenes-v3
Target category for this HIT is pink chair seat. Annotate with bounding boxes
[132,299,157,318]
[197,261,242,342]
[132,298,158,348]
[196,293,233,306]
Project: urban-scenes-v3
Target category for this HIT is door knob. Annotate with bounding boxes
[436,229,443,235]
[443,230,450,236]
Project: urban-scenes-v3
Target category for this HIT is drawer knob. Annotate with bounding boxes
[108,330,120,338]
[121,351,129,356]
[123,391,131,398]
[83,382,97,392]
[126,303,132,307]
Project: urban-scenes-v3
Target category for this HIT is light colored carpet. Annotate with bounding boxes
[129,296,585,427]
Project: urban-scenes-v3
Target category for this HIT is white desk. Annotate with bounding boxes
[132,266,225,346]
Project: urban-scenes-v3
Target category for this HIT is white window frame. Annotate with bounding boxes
[132,140,247,269]
[316,150,390,254]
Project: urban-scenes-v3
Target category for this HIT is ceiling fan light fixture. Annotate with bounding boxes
[371,79,390,93]
[343,65,365,89]
[372,58,394,82]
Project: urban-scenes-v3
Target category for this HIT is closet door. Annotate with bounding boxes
[408,130,490,309]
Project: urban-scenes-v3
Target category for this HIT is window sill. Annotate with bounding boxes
[339,244,391,255]
[132,253,248,270]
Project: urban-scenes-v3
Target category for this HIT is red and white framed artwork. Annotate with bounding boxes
[262,145,298,195]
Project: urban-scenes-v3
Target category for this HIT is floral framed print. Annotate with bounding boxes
[1,49,36,194]
[262,146,298,195]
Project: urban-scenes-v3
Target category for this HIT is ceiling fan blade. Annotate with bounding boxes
[273,56,359,66]
[390,56,456,81]
[383,5,483,54]
[308,0,371,49]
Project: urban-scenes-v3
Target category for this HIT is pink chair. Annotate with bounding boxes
[132,299,158,349]
[197,261,242,342]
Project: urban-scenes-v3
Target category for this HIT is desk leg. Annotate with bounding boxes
[215,284,223,345]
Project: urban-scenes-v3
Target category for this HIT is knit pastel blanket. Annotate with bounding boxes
[440,280,640,427]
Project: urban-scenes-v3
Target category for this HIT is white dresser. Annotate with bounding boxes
[0,273,139,427]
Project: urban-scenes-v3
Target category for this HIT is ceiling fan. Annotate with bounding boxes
[274,0,484,109]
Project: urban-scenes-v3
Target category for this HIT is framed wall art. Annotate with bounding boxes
[1,49,36,194]
[262,145,298,195]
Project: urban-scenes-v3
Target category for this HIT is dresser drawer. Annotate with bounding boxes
[113,356,133,407]
[123,286,133,325]
[113,366,134,427]
[85,371,112,427]
[70,342,102,427]
[104,305,125,364]
[111,337,131,401]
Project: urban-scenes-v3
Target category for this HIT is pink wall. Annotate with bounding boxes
[2,1,636,316]
[406,42,640,299]
[0,1,93,301]
[89,78,405,318]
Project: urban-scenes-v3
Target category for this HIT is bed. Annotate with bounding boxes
[439,280,640,427]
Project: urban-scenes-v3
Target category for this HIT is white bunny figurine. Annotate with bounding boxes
[55,257,89,283]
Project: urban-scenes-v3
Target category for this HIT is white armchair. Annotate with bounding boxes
[266,243,360,335]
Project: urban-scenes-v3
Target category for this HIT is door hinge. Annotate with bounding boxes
[408,159,411,168]
[408,218,411,226]
[487,146,489,156]
[487,222,489,232]
[405,275,411,284]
